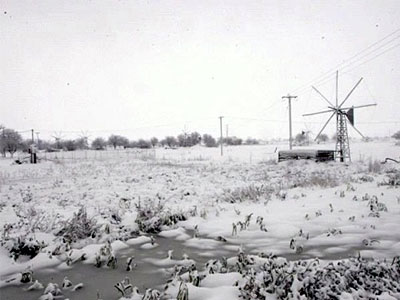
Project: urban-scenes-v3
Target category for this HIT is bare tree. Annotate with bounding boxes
[91,137,107,150]
[108,135,129,149]
[150,137,158,148]
[202,134,217,147]
[0,128,23,157]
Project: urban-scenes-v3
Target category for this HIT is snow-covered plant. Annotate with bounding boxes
[326,228,342,236]
[55,207,97,243]
[126,256,136,271]
[142,288,161,300]
[239,254,400,299]
[135,199,187,234]
[379,169,400,186]
[114,277,132,297]
[189,270,201,286]
[206,258,229,274]
[368,196,388,213]
[244,213,253,227]
[222,184,273,203]
[368,159,382,173]
[189,205,198,217]
[95,241,117,268]
[20,187,33,203]
[6,235,46,260]
[193,225,199,238]
[176,281,189,300]
[359,174,374,182]
[20,269,33,283]
[200,209,207,219]
[232,223,237,236]
[282,167,342,189]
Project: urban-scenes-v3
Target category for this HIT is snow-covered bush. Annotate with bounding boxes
[283,168,341,188]
[380,169,400,186]
[238,255,400,299]
[55,207,97,243]
[222,184,273,203]
[135,199,187,234]
[1,234,46,260]
[368,159,382,173]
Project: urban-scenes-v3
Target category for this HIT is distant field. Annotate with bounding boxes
[6,140,399,165]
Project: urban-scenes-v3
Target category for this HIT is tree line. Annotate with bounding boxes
[0,125,261,157]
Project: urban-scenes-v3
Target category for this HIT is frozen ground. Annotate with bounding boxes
[0,141,399,299]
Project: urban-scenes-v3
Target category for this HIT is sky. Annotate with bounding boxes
[1,0,400,141]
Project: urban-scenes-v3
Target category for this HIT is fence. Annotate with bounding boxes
[15,148,157,163]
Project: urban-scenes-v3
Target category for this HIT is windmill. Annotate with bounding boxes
[303,71,376,162]
[51,131,65,149]
[78,130,91,149]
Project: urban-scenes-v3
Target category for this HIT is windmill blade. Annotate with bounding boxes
[338,77,363,108]
[314,111,336,141]
[303,109,334,117]
[312,86,334,107]
[349,123,365,138]
[340,103,377,110]
[346,108,354,126]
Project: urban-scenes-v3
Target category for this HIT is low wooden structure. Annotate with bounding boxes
[278,149,335,162]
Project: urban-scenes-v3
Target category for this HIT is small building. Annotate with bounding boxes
[278,149,335,162]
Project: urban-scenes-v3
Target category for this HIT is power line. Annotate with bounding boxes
[299,41,400,96]
[291,28,400,95]
[341,42,400,75]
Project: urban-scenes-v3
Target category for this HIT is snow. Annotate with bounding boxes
[0,141,399,299]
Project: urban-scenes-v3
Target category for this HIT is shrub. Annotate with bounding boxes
[135,200,186,233]
[203,134,217,147]
[55,207,97,243]
[392,130,400,140]
[294,132,308,146]
[108,135,129,149]
[9,237,44,260]
[316,133,329,143]
[74,137,89,149]
[160,136,178,148]
[150,137,158,147]
[239,255,400,299]
[379,169,400,186]
[222,184,273,203]
[177,132,201,147]
[223,136,242,146]
[368,159,382,173]
[91,137,107,150]
[245,137,259,145]
[0,128,23,157]
[134,139,152,149]
[61,139,77,151]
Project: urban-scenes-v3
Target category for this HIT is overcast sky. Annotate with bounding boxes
[1,0,399,141]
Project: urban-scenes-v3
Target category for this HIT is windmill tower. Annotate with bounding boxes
[78,130,91,149]
[52,131,65,149]
[303,71,376,162]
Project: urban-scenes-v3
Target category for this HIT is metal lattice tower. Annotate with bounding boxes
[336,112,351,162]
[303,71,376,163]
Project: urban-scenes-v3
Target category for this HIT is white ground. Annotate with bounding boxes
[0,141,399,299]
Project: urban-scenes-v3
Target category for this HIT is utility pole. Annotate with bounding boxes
[282,94,297,150]
[226,124,229,139]
[219,116,224,156]
[30,129,35,163]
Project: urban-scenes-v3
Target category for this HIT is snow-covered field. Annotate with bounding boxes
[0,141,399,300]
